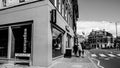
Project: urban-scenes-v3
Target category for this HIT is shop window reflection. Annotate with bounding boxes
[52,27,63,58]
[53,34,62,50]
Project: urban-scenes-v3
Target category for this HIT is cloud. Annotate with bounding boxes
[77,21,119,37]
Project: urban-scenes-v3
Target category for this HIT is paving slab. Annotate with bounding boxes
[0,50,97,68]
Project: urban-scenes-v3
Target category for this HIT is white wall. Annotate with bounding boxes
[0,1,75,67]
[48,2,75,54]
[0,1,52,67]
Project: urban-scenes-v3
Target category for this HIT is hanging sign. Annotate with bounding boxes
[50,9,57,24]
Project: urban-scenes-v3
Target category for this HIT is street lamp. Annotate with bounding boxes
[109,21,119,49]
[115,22,118,38]
[109,21,119,38]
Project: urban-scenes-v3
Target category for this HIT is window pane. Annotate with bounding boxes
[12,24,32,60]
[52,27,63,58]
[0,27,8,58]
[54,0,57,7]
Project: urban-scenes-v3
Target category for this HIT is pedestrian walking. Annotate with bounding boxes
[81,42,85,58]
[78,43,82,57]
[73,45,78,57]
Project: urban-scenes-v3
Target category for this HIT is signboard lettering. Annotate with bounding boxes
[23,28,27,53]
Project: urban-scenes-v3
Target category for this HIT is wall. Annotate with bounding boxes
[0,0,52,67]
[48,1,75,54]
[0,0,75,67]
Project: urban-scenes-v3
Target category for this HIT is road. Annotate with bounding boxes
[89,49,120,68]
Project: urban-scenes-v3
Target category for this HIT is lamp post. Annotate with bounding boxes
[109,21,118,38]
[109,21,119,49]
[115,22,118,38]
[115,22,120,50]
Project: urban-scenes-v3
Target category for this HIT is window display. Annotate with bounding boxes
[0,22,32,66]
[0,27,8,58]
[12,24,32,60]
[52,27,63,58]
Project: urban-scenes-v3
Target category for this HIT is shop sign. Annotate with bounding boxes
[50,9,57,24]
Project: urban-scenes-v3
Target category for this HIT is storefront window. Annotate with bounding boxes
[62,3,64,17]
[12,24,32,60]
[58,0,61,13]
[0,22,32,66]
[0,27,8,58]
[52,27,63,58]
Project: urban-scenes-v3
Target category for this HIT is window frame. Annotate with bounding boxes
[0,20,33,66]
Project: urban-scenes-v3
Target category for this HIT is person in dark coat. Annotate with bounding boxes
[73,45,78,57]
[81,42,85,58]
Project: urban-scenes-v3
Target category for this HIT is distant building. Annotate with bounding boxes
[88,29,114,48]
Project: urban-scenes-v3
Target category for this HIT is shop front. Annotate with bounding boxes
[51,24,65,58]
[0,21,32,65]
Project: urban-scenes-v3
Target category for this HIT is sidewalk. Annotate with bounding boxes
[0,50,97,68]
[49,50,97,68]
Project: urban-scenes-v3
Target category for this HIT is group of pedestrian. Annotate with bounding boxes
[73,43,84,58]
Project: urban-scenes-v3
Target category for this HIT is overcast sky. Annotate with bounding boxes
[77,0,120,37]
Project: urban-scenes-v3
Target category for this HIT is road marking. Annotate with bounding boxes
[108,54,116,57]
[104,58,109,60]
[117,54,120,56]
[91,54,97,57]
[91,58,104,68]
[99,54,107,57]
[88,57,99,68]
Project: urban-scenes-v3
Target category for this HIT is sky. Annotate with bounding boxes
[77,0,120,37]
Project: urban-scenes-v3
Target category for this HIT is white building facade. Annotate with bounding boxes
[0,0,79,67]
